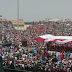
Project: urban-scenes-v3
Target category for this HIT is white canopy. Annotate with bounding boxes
[39,34,72,44]
[39,34,72,40]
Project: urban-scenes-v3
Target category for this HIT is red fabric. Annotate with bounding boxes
[36,25,42,30]
[15,60,18,64]
[35,38,46,42]
[53,67,58,70]
[49,39,57,42]
[36,55,40,59]
[21,62,24,64]
[12,48,14,51]
[42,54,45,59]
[49,39,66,43]
[7,61,10,64]
[46,50,48,56]
[1,47,2,51]
[69,41,72,43]
[61,51,64,60]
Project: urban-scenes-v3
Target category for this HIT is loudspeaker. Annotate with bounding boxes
[22,41,27,47]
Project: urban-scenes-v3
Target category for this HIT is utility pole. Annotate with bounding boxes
[0,15,2,43]
[17,0,19,30]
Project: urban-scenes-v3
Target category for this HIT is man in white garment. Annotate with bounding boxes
[56,52,61,61]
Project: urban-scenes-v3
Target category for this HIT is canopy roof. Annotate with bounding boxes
[35,34,72,44]
[39,34,72,40]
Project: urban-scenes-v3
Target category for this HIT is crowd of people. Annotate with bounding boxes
[23,21,72,48]
[0,20,72,72]
[0,21,23,44]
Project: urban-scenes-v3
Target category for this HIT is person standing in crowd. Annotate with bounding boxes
[65,52,70,60]
[61,50,64,61]
[0,53,2,71]
[56,51,61,61]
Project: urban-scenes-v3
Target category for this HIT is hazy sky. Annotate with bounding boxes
[0,0,72,21]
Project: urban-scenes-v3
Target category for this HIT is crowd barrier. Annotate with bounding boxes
[1,67,32,72]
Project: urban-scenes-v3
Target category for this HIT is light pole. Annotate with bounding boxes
[17,0,19,30]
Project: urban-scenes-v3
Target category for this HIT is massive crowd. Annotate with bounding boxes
[0,20,72,72]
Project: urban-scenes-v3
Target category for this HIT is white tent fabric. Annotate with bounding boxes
[39,35,72,40]
[55,39,72,44]
[39,34,54,39]
[45,39,55,43]
[39,34,72,44]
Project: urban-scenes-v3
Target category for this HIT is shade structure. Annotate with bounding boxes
[39,34,54,39]
[35,38,46,42]
[35,34,72,44]
[39,35,72,40]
